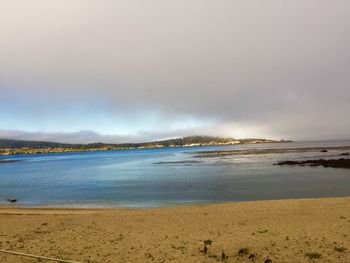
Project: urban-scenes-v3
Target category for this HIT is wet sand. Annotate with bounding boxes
[0,197,350,262]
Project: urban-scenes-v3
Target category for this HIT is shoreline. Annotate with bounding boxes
[1,195,350,210]
[0,140,284,157]
[1,197,350,262]
[194,145,350,157]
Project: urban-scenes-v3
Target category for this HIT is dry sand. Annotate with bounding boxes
[0,197,350,263]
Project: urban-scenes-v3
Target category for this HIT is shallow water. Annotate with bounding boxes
[0,141,350,207]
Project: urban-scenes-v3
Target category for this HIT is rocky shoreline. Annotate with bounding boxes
[194,146,350,158]
[275,158,350,169]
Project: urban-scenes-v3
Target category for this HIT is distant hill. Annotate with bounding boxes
[0,136,278,149]
[0,136,283,155]
[0,139,69,148]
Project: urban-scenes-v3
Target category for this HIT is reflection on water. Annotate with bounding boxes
[0,141,350,207]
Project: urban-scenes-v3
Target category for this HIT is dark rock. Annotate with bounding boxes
[320,149,328,152]
[275,160,300,165]
[275,158,350,169]
[340,152,349,156]
[0,159,23,164]
[6,198,17,203]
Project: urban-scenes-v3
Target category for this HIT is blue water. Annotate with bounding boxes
[0,141,350,207]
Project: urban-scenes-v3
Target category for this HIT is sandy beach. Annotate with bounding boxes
[0,197,349,263]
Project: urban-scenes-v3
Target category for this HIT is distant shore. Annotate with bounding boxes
[1,197,349,262]
[0,138,283,156]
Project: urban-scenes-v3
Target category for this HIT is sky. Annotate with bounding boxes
[1,0,350,143]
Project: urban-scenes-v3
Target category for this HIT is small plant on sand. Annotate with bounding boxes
[221,249,228,261]
[334,246,347,253]
[238,247,250,255]
[203,239,213,254]
[204,239,213,246]
[248,253,256,261]
[305,252,322,260]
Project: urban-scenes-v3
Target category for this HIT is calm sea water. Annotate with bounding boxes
[0,141,350,207]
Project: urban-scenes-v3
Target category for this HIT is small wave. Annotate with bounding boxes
[154,160,203,165]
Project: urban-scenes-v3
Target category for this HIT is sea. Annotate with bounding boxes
[0,140,350,208]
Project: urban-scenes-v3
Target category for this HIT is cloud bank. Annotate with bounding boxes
[1,0,350,142]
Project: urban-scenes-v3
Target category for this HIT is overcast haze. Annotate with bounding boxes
[1,0,350,143]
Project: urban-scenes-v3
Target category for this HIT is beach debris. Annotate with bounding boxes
[248,253,256,261]
[145,252,153,259]
[320,149,328,152]
[305,252,321,260]
[0,249,79,263]
[203,239,213,246]
[202,239,212,254]
[238,247,250,256]
[340,152,349,156]
[264,258,272,263]
[6,198,17,203]
[221,249,227,261]
[203,245,208,254]
[334,246,347,253]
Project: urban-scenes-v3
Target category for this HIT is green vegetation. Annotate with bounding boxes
[0,136,280,156]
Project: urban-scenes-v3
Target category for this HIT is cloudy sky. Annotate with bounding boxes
[1,0,350,143]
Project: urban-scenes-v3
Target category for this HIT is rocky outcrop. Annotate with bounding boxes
[275,158,350,169]
[6,198,17,203]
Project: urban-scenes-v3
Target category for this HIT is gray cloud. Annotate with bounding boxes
[0,125,263,144]
[1,0,350,142]
[0,129,138,144]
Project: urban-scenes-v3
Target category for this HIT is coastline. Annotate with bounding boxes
[0,139,282,156]
[194,145,350,157]
[1,197,349,262]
